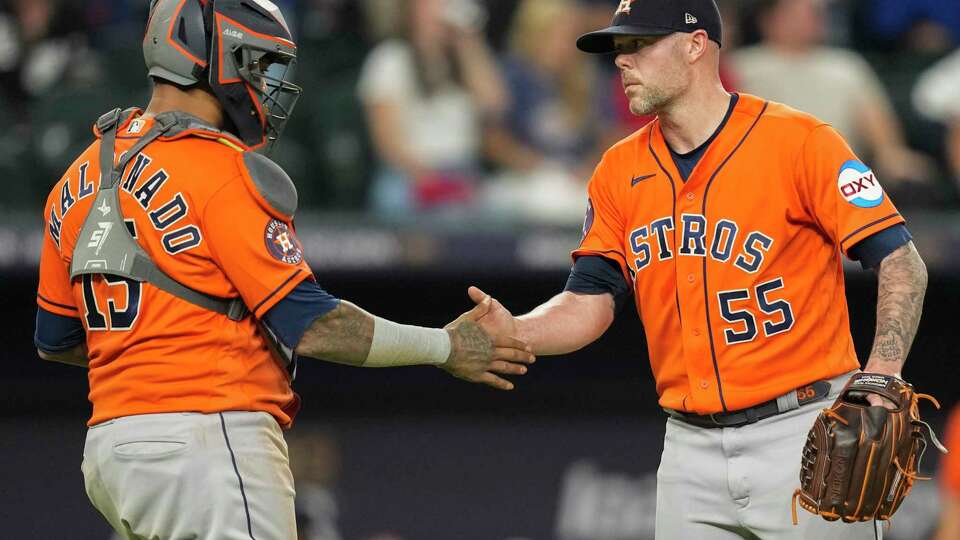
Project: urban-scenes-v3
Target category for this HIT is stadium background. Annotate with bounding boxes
[1,0,958,538]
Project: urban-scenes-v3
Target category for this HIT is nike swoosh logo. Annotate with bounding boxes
[631,174,656,186]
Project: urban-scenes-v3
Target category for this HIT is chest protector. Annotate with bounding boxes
[70,108,297,375]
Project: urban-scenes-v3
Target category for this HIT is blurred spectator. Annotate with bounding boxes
[935,405,960,540]
[866,0,960,53]
[913,49,960,191]
[288,428,344,540]
[0,0,103,212]
[82,0,147,49]
[0,0,99,117]
[488,0,607,178]
[484,0,619,224]
[482,0,613,223]
[732,0,935,190]
[358,0,507,219]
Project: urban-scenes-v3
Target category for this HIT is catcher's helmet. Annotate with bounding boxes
[143,0,301,150]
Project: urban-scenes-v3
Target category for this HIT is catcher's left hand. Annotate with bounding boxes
[793,372,948,524]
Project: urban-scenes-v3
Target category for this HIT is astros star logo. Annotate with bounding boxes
[616,0,637,15]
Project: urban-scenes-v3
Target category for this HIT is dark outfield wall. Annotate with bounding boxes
[0,270,956,539]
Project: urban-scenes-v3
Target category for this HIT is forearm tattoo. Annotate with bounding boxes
[867,242,927,373]
[296,301,374,365]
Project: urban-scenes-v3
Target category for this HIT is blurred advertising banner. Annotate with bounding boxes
[3,210,960,273]
[0,415,945,539]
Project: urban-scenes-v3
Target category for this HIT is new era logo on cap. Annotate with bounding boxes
[685,13,698,24]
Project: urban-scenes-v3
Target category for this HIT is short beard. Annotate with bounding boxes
[628,86,672,116]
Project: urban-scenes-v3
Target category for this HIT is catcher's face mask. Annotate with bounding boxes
[206,0,302,152]
[235,47,302,152]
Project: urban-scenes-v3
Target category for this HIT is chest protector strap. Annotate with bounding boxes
[70,108,249,322]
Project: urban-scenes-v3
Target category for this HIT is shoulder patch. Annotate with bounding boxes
[581,198,595,241]
[240,152,298,220]
[264,219,304,265]
[837,160,883,208]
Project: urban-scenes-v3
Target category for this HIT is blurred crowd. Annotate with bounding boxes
[2,0,960,223]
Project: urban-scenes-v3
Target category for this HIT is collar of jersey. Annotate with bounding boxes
[92,108,250,152]
[647,93,767,188]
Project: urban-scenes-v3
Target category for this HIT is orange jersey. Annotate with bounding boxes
[943,406,960,495]
[37,111,312,427]
[574,94,903,414]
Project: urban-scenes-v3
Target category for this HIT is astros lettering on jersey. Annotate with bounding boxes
[574,94,903,414]
[37,112,311,427]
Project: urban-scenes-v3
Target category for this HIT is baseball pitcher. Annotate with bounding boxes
[468,0,942,538]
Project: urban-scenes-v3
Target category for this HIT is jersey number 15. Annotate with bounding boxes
[82,274,142,331]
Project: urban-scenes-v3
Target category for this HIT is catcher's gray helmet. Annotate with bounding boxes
[143,0,301,150]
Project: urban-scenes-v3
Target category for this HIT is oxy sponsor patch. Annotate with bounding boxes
[838,160,883,208]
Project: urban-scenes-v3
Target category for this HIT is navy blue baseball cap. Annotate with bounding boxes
[577,0,723,54]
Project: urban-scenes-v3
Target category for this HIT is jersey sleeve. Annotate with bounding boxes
[203,175,314,319]
[262,280,340,350]
[35,307,85,353]
[796,124,905,257]
[36,203,80,317]
[571,158,629,280]
[847,224,912,269]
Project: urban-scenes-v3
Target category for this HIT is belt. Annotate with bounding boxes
[665,379,836,429]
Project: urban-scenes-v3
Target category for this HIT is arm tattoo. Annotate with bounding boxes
[295,301,375,366]
[448,320,493,364]
[866,242,927,374]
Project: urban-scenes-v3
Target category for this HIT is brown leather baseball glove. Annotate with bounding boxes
[792,372,948,524]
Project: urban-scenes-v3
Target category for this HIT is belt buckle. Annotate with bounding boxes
[709,413,723,426]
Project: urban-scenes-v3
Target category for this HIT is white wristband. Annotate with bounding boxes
[364,317,452,367]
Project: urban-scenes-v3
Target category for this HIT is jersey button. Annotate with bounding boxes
[686,193,695,201]
[693,328,701,336]
[687,273,696,283]
[700,379,710,389]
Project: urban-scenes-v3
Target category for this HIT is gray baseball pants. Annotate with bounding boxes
[656,372,883,539]
[82,411,296,540]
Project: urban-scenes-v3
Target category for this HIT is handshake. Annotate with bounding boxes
[441,286,531,391]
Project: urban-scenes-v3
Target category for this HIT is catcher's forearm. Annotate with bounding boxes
[864,242,927,375]
[296,301,374,364]
[294,301,451,367]
[515,291,614,355]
